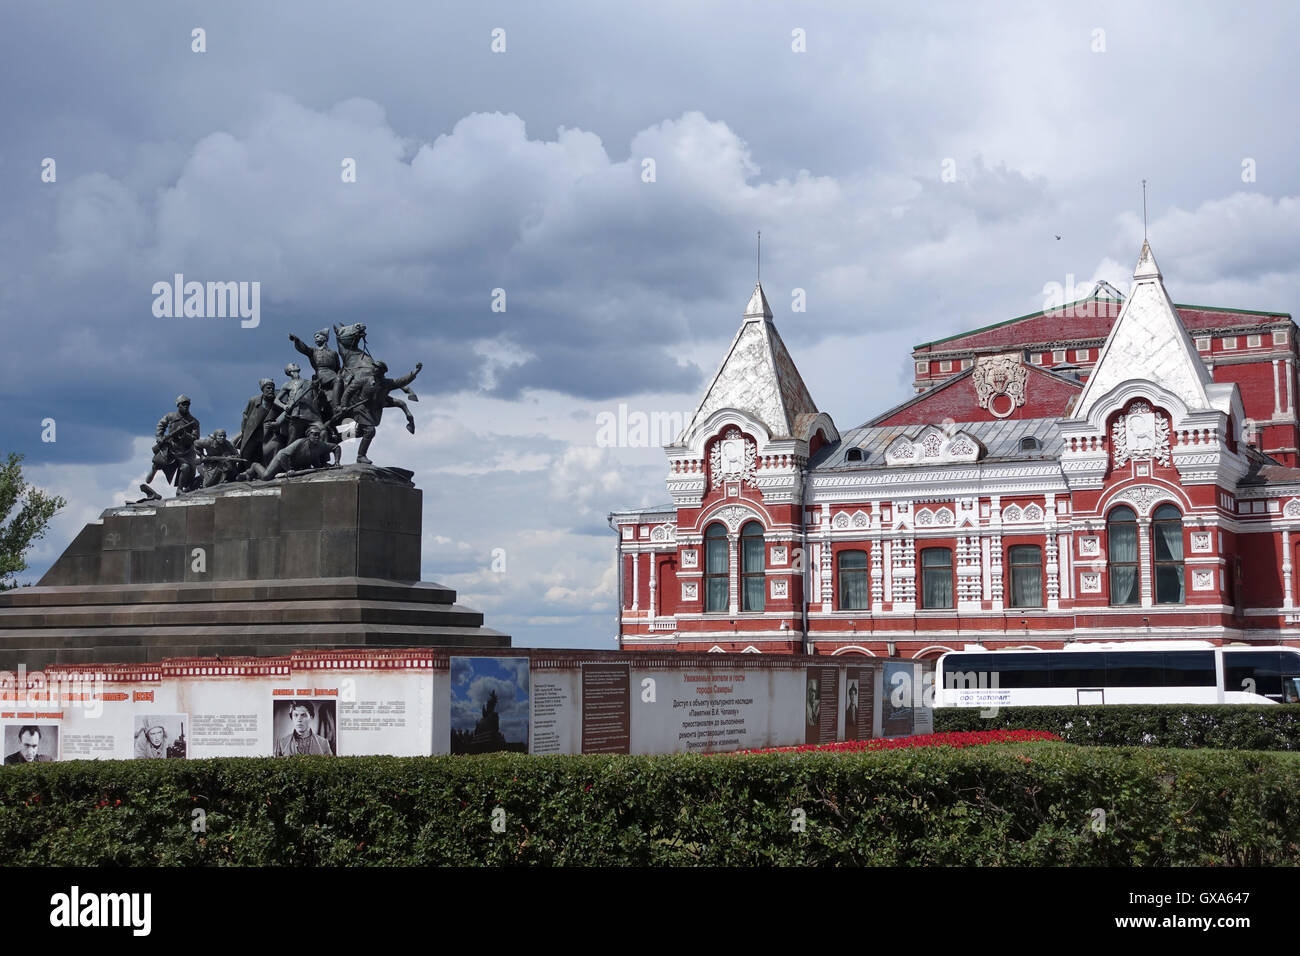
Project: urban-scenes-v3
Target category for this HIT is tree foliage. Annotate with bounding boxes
[0,452,67,590]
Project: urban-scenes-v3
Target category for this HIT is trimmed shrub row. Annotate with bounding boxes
[2,745,1299,865]
[934,704,1300,750]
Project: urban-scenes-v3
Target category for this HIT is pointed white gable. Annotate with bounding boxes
[681,282,818,440]
[1073,241,1213,419]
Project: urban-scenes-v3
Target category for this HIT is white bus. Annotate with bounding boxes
[935,641,1300,707]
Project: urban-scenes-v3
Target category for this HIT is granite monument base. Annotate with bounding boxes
[0,465,509,669]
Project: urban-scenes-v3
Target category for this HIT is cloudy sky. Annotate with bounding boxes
[2,2,1299,647]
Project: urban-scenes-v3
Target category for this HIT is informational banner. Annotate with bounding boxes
[883,661,915,737]
[843,666,874,741]
[805,666,839,745]
[450,657,529,754]
[628,665,805,755]
[581,664,630,754]
[0,651,931,760]
[531,669,578,755]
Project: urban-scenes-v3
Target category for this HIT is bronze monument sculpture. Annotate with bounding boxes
[137,326,422,498]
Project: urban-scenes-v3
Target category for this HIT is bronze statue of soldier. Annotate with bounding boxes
[289,329,342,410]
[142,395,201,498]
[343,360,422,464]
[236,378,285,467]
[193,428,241,488]
[274,363,323,446]
[243,423,341,480]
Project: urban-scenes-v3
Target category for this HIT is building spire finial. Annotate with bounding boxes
[757,230,761,283]
[1142,179,1148,240]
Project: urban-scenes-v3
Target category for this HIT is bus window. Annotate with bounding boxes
[1162,651,1216,687]
[1223,651,1282,699]
[1050,653,1107,688]
[1284,677,1300,705]
[990,653,1051,689]
[942,655,992,687]
[1105,651,1165,687]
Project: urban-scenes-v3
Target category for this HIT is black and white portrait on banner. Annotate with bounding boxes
[273,699,336,756]
[133,713,188,759]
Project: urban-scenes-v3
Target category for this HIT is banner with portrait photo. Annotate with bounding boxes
[132,714,189,759]
[2,723,59,765]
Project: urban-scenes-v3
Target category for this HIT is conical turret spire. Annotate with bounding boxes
[1073,241,1211,418]
[681,282,817,440]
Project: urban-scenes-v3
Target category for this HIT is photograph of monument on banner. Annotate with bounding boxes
[450,657,529,755]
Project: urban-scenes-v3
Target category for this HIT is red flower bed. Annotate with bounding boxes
[739,728,1060,755]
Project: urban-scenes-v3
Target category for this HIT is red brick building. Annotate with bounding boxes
[610,242,1300,658]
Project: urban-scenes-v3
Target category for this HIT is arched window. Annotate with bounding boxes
[920,547,953,609]
[1108,506,1139,606]
[1008,544,1043,608]
[741,521,765,611]
[838,550,869,610]
[704,523,728,612]
[1153,504,1185,604]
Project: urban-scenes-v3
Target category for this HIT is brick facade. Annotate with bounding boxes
[611,243,1300,659]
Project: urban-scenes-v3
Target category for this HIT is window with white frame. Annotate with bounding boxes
[1029,353,1043,365]
[1222,336,1237,349]
[916,361,928,375]
[939,360,952,373]
[1195,337,1211,351]
[1074,349,1090,361]
[1052,349,1065,363]
[1273,329,1289,345]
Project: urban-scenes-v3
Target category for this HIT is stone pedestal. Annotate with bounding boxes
[0,466,509,669]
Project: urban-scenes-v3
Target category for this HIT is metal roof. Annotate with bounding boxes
[811,417,1062,472]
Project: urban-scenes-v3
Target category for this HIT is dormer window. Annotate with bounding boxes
[846,448,864,462]
[1019,436,1041,452]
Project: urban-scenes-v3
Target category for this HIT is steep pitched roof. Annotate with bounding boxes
[682,282,819,440]
[867,362,1083,427]
[913,297,1290,356]
[1073,241,1214,419]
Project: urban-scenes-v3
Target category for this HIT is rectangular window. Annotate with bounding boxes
[1074,349,1090,361]
[1247,334,1262,348]
[1052,349,1066,363]
[705,533,729,612]
[1273,329,1289,345]
[1108,518,1140,606]
[1008,544,1043,608]
[741,528,765,611]
[1105,651,1165,687]
[1163,651,1216,687]
[1195,337,1211,351]
[1222,336,1237,350]
[920,547,953,609]
[961,358,972,369]
[916,361,928,375]
[1029,353,1043,365]
[939,360,952,373]
[1223,651,1283,699]
[989,653,1051,689]
[838,550,870,610]
[1050,653,1107,689]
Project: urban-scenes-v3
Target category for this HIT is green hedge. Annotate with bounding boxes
[934,704,1300,750]
[2,746,1299,865]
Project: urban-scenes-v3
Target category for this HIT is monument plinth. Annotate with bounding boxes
[0,466,509,669]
